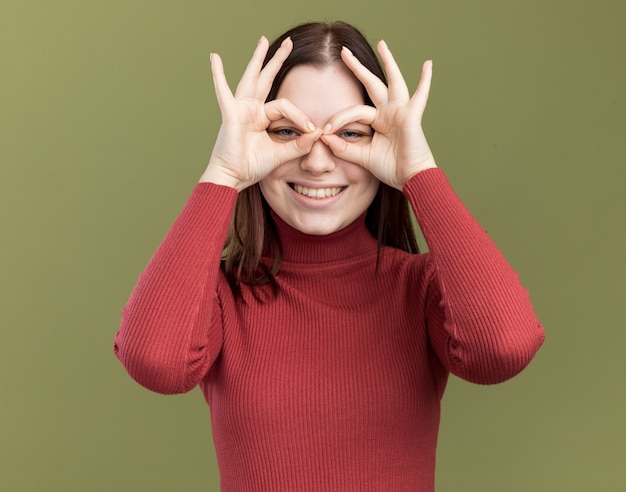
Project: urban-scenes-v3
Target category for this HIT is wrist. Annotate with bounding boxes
[401,161,438,189]
[199,165,244,192]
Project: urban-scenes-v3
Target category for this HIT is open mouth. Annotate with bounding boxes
[289,183,345,199]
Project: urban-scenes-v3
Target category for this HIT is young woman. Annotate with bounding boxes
[114,21,544,491]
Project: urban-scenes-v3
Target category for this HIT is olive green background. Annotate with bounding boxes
[1,0,624,490]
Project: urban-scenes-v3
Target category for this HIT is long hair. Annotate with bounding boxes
[223,21,419,297]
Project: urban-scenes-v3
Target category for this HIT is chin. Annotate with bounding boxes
[285,214,351,236]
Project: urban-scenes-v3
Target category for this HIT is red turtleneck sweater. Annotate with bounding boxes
[114,168,544,491]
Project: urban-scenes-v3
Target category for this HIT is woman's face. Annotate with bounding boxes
[259,62,380,236]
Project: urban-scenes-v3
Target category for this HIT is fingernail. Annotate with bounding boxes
[322,123,332,134]
[281,36,291,47]
[342,46,353,56]
[209,53,213,63]
[258,36,266,46]
[307,121,316,132]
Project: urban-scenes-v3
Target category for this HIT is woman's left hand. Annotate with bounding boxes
[321,41,437,191]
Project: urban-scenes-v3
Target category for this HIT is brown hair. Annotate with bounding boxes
[223,21,419,297]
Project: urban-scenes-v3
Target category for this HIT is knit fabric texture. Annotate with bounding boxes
[114,168,544,491]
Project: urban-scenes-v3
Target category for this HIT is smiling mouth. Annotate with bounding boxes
[289,183,345,199]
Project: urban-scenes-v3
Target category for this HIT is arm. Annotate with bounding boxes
[115,36,320,394]
[322,41,543,383]
[114,184,237,394]
[404,169,544,384]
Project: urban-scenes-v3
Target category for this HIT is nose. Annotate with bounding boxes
[299,140,336,175]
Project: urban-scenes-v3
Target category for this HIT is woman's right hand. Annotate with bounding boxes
[200,36,321,192]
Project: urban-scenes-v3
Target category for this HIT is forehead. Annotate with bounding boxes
[276,63,365,123]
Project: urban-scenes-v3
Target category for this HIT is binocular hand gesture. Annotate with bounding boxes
[321,41,437,190]
[200,37,320,191]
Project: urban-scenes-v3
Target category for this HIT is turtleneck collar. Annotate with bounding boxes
[270,211,378,264]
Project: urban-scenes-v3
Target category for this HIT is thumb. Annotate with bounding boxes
[275,129,322,165]
[320,134,369,168]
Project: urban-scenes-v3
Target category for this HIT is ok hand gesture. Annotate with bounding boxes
[201,37,321,191]
[321,41,437,191]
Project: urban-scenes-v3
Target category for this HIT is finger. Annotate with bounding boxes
[256,37,293,100]
[322,105,376,135]
[377,40,410,102]
[409,60,433,118]
[234,36,270,99]
[210,53,234,115]
[320,133,370,168]
[275,129,323,164]
[340,46,388,107]
[264,98,316,132]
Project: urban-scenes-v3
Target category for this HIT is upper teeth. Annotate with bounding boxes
[293,184,342,199]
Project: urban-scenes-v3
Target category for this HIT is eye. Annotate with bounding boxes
[268,127,301,141]
[339,130,363,140]
[338,129,372,142]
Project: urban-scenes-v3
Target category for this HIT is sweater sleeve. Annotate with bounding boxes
[113,183,238,394]
[403,168,544,384]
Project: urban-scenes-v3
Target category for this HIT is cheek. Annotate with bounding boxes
[363,178,381,207]
[362,174,381,210]
[259,176,292,217]
[259,168,287,197]
[347,169,380,216]
[258,180,276,205]
[348,166,380,195]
